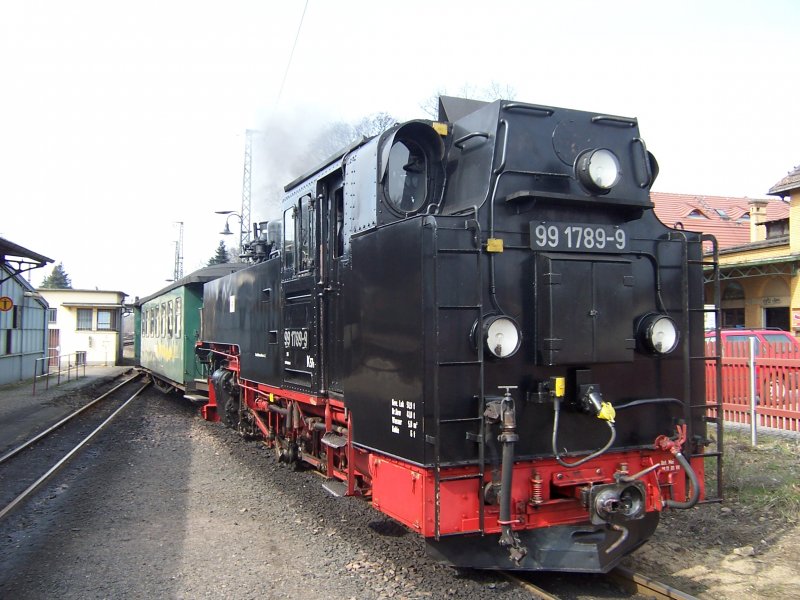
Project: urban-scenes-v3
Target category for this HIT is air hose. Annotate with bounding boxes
[551,396,617,468]
[663,451,700,508]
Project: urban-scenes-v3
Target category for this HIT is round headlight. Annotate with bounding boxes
[637,313,679,355]
[483,316,521,359]
[577,149,621,192]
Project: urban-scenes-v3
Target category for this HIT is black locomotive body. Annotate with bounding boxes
[196,97,713,572]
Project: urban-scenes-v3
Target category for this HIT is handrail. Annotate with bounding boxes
[32,352,87,395]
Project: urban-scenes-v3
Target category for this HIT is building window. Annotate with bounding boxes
[48,308,57,323]
[77,308,93,331]
[765,219,790,240]
[97,309,117,331]
[721,308,745,328]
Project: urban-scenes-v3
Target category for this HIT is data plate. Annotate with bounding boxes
[530,221,628,253]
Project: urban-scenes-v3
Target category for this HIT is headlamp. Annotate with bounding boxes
[637,313,679,355]
[482,316,521,359]
[576,148,621,193]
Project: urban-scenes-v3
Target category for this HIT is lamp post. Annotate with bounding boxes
[215,211,246,261]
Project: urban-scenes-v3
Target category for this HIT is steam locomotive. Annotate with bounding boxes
[150,96,716,572]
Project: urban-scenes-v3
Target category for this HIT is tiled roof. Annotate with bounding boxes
[768,164,800,196]
[650,192,789,250]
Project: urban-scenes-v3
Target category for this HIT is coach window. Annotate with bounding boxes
[283,206,296,273]
[161,303,167,337]
[175,298,182,338]
[167,300,173,337]
[298,194,315,273]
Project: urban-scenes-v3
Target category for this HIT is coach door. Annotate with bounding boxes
[321,176,346,394]
[281,193,320,392]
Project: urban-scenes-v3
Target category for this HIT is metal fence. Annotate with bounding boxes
[32,352,87,395]
[705,339,800,443]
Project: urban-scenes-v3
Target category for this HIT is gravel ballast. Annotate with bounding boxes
[0,387,530,599]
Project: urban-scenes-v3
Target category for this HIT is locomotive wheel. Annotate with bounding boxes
[289,443,303,471]
[218,391,240,429]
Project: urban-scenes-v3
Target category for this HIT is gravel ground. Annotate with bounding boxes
[3,379,797,599]
[0,387,531,600]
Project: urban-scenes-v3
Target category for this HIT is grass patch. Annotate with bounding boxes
[720,428,800,523]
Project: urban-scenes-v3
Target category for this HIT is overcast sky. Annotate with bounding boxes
[1,0,798,299]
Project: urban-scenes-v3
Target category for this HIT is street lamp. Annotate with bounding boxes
[216,210,242,234]
[215,210,247,261]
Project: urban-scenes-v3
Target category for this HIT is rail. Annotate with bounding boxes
[609,566,699,600]
[505,567,698,599]
[0,379,150,521]
[32,352,87,395]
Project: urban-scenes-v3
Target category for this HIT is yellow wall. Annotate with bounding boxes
[718,243,791,266]
[790,189,800,254]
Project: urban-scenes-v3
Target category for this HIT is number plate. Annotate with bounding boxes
[530,222,628,252]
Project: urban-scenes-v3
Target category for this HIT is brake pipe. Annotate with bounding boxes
[654,424,700,509]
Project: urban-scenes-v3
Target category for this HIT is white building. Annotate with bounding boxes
[38,288,127,366]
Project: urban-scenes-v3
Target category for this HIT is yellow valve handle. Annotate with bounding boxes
[597,402,616,423]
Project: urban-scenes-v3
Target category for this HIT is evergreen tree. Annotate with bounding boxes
[40,262,72,288]
[208,241,229,266]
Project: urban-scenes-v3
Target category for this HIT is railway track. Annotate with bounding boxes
[609,566,698,600]
[506,565,699,599]
[0,374,149,521]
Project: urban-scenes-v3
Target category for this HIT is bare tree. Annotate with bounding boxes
[419,82,517,118]
[298,112,399,174]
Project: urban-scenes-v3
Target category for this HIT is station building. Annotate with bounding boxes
[0,238,52,385]
[38,288,127,366]
[652,165,800,334]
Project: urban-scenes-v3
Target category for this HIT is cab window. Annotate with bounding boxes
[385,140,428,213]
[298,195,315,273]
[283,206,296,273]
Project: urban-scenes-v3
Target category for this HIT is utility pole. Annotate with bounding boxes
[240,130,253,252]
[173,221,184,281]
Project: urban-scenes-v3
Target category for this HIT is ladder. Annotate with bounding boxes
[424,215,486,540]
[669,231,724,503]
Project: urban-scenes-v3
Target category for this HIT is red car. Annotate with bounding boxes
[705,328,800,357]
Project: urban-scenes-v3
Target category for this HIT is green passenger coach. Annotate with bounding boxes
[134,264,245,397]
